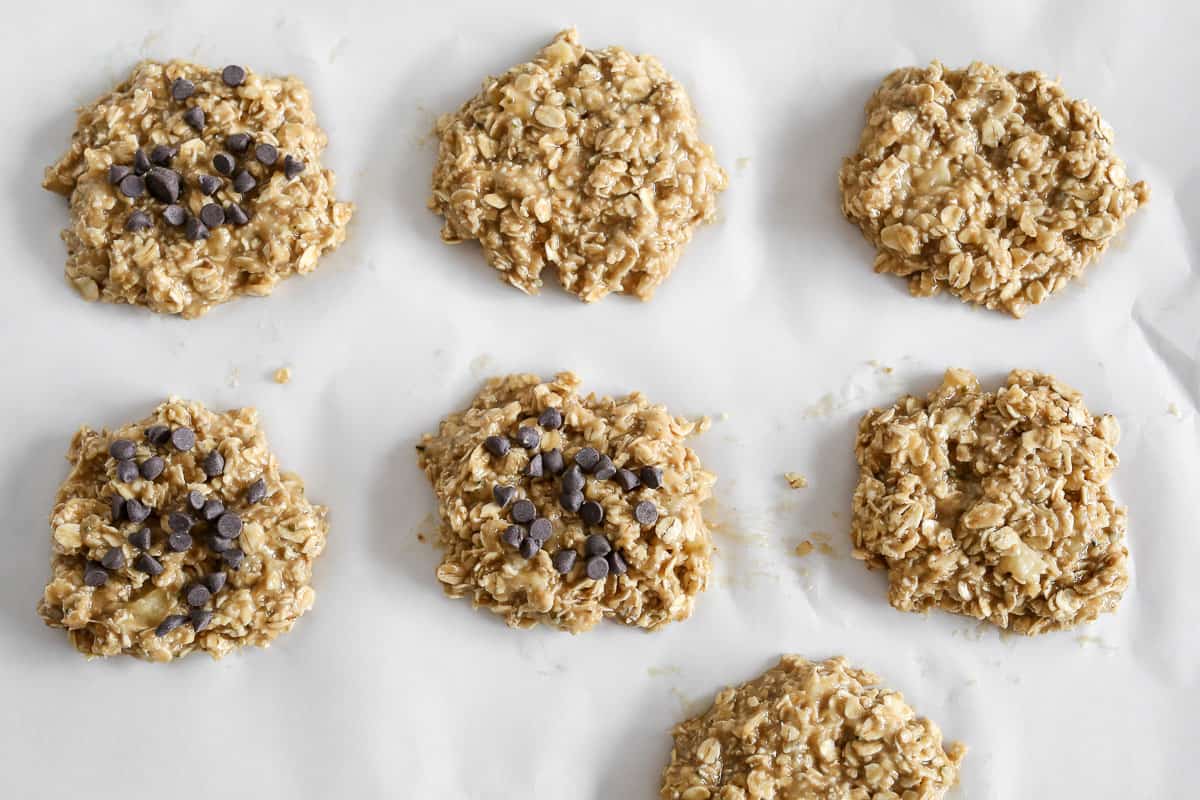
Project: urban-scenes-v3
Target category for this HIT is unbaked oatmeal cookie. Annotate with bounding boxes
[417,372,714,632]
[44,60,353,317]
[839,61,1148,317]
[430,29,727,302]
[38,398,328,661]
[851,368,1129,634]
[661,656,966,800]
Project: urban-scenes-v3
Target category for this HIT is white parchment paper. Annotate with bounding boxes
[1,1,1196,797]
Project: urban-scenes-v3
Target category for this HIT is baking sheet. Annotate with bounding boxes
[1,1,1197,797]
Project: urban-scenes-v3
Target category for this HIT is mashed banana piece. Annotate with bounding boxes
[661,656,966,799]
[851,368,1129,633]
[430,29,727,302]
[839,61,1148,317]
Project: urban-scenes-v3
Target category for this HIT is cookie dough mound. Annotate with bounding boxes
[661,656,966,799]
[852,369,1129,634]
[417,372,714,632]
[38,398,328,661]
[839,61,1148,317]
[44,60,353,318]
[430,29,727,302]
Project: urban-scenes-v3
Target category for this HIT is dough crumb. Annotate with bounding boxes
[784,472,808,489]
[273,367,292,385]
[794,541,814,557]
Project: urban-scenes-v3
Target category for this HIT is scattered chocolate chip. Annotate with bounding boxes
[183,106,206,131]
[201,499,225,522]
[139,456,165,480]
[585,555,609,580]
[187,490,206,512]
[614,469,640,492]
[580,501,605,526]
[202,572,227,594]
[171,427,195,452]
[225,132,251,153]
[199,203,225,228]
[156,614,187,636]
[552,549,577,574]
[133,148,151,174]
[145,425,171,446]
[109,164,132,185]
[184,215,210,241]
[128,528,152,550]
[124,211,153,232]
[225,203,250,226]
[134,552,164,576]
[163,204,187,226]
[83,562,109,587]
[254,143,278,166]
[525,453,544,478]
[167,511,193,534]
[170,78,195,101]
[110,495,125,523]
[166,531,190,554]
[222,65,246,86]
[185,583,211,607]
[592,456,616,481]
[145,167,181,204]
[561,465,584,493]
[607,549,628,575]
[246,478,267,505]
[190,608,214,632]
[213,153,236,176]
[542,448,565,475]
[201,450,225,477]
[528,518,553,544]
[574,447,600,472]
[149,144,177,166]
[634,501,659,526]
[109,439,136,460]
[118,173,145,198]
[223,548,245,570]
[115,459,139,483]
[584,534,611,557]
[125,498,151,523]
[197,174,221,195]
[501,525,524,549]
[511,499,536,525]
[518,537,540,559]
[232,169,256,193]
[283,155,305,179]
[483,436,511,457]
[538,407,563,430]
[515,426,541,450]
[560,491,583,513]
[216,512,243,539]
[640,466,664,489]
[492,484,516,507]
[207,533,233,552]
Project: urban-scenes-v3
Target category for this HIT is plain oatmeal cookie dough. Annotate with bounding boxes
[661,656,966,800]
[839,61,1148,317]
[429,28,727,302]
[851,368,1129,634]
[417,372,714,632]
[44,60,353,317]
[38,398,328,661]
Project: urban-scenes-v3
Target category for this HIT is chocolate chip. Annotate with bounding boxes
[525,453,544,478]
[83,562,109,587]
[197,174,221,195]
[574,447,600,472]
[561,465,584,493]
[560,491,583,513]
[201,499,225,522]
[246,478,267,505]
[213,153,236,176]
[145,425,171,446]
[484,436,511,457]
[216,512,243,538]
[221,64,246,87]
[170,427,195,452]
[187,491,206,512]
[139,456,164,480]
[163,204,187,226]
[254,143,278,166]
[223,548,245,569]
[585,556,609,580]
[109,439,136,460]
[167,531,192,552]
[183,106,206,131]
[542,448,565,475]
[128,528,151,550]
[133,148,151,174]
[184,215,210,241]
[515,426,541,450]
[552,549,577,574]
[511,499,536,525]
[501,525,524,549]
[225,203,250,226]
[156,614,187,636]
[232,169,257,193]
[145,167,181,203]
[190,609,214,632]
[110,495,125,523]
[199,203,225,228]
[124,211,153,232]
[149,144,177,166]
[538,407,563,430]
[640,466,664,489]
[115,459,139,483]
[202,572,227,594]
[201,450,225,478]
[207,534,234,552]
[170,78,195,101]
[518,537,540,559]
[607,549,628,575]
[225,133,251,153]
[634,501,659,526]
[118,174,145,198]
[125,498,151,523]
[584,534,611,557]
[167,511,193,533]
[185,583,211,607]
[592,455,616,481]
[492,484,515,507]
[109,164,132,185]
[528,518,552,544]
[614,469,640,492]
[580,501,604,526]
[283,155,305,179]
[134,552,163,576]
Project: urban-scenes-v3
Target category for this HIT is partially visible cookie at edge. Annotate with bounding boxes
[430,28,727,302]
[44,60,353,317]
[839,60,1148,317]
[417,372,714,632]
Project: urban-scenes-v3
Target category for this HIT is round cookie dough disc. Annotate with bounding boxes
[37,397,328,661]
[417,372,715,632]
[429,28,727,302]
[661,656,966,799]
[839,61,1148,317]
[851,368,1129,633]
[43,60,353,317]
